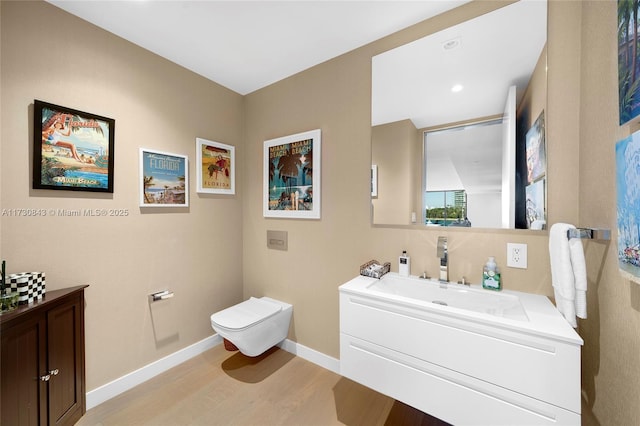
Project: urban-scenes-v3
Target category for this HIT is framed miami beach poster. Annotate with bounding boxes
[33,100,115,192]
[263,129,321,219]
[195,138,235,194]
[139,148,188,207]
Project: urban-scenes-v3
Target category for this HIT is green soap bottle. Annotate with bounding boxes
[482,256,501,291]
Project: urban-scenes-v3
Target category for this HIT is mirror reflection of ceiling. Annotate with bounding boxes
[425,120,503,194]
[372,0,547,129]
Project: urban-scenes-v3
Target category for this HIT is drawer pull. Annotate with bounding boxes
[49,369,59,376]
[40,374,50,382]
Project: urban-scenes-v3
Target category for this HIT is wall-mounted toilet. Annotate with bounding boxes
[210,297,293,357]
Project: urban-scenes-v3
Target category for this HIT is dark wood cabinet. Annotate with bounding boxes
[1,286,88,426]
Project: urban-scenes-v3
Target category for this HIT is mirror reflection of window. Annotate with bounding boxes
[425,190,469,226]
[423,119,503,228]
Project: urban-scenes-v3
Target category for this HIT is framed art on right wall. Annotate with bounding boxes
[619,0,640,124]
[616,131,640,282]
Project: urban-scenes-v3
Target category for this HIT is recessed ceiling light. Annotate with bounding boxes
[442,37,461,51]
[451,84,464,93]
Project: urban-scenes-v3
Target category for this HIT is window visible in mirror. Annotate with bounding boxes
[423,119,504,229]
[425,190,469,227]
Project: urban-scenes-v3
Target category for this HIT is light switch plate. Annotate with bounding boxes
[507,243,527,269]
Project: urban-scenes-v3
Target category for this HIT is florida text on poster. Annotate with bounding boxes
[39,104,112,190]
[141,150,187,206]
[200,143,231,190]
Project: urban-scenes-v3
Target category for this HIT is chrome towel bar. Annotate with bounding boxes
[567,228,611,241]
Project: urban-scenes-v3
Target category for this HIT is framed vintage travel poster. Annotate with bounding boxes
[33,100,115,192]
[195,138,235,194]
[263,129,321,219]
[616,131,640,282]
[525,178,545,229]
[619,0,640,124]
[139,148,188,207]
[525,111,546,184]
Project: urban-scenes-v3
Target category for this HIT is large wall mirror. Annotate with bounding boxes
[371,0,547,230]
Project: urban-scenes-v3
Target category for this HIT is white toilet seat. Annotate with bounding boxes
[210,297,282,331]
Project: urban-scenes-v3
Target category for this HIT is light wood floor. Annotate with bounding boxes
[76,344,449,426]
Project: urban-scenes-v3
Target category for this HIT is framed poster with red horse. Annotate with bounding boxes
[195,138,235,195]
[33,100,115,192]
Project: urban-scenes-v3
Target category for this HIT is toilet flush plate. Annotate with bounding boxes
[267,230,288,251]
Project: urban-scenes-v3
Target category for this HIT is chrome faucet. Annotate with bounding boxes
[437,236,448,283]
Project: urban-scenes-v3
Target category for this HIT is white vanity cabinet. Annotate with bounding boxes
[339,275,583,426]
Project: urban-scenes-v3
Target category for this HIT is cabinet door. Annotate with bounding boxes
[1,314,47,426]
[47,296,85,426]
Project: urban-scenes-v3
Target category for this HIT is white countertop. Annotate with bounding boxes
[340,273,583,346]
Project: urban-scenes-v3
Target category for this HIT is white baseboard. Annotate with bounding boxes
[85,335,339,410]
[278,339,340,374]
[86,335,222,410]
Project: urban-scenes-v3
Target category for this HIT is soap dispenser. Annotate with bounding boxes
[482,256,501,290]
[399,250,410,277]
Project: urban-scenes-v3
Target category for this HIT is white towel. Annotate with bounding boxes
[549,223,588,328]
[570,234,588,319]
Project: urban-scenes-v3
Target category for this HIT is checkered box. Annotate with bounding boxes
[6,272,46,305]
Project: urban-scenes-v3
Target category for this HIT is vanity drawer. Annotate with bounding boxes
[340,333,580,426]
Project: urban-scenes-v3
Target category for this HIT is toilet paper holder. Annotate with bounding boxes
[149,290,174,302]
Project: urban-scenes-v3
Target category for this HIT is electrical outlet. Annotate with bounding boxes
[507,243,528,269]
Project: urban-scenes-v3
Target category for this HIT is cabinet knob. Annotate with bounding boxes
[40,374,51,382]
[49,369,59,376]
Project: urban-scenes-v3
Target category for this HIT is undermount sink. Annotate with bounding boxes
[366,273,528,321]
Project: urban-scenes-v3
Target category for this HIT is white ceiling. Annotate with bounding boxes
[47,0,470,95]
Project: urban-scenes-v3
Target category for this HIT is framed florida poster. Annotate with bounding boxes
[33,100,115,192]
[139,148,188,207]
[195,138,235,194]
[263,129,321,219]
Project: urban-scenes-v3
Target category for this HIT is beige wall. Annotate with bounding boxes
[0,1,244,390]
[519,44,548,127]
[3,0,639,424]
[579,2,640,424]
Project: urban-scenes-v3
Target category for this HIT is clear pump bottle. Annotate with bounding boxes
[482,256,501,290]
